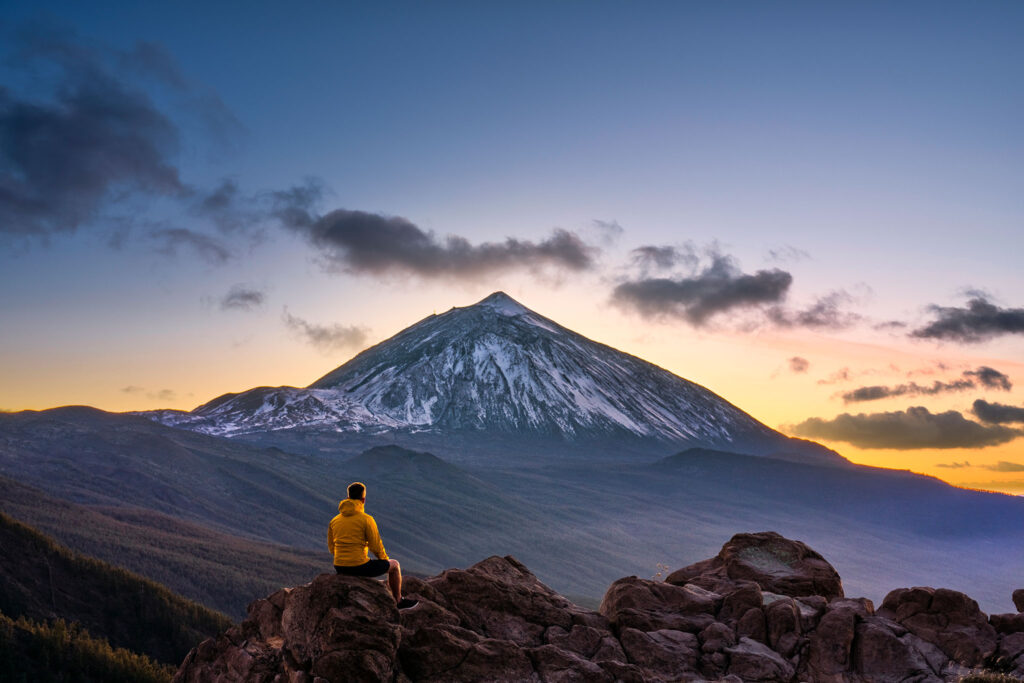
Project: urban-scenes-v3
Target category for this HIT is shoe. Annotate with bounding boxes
[397,598,419,609]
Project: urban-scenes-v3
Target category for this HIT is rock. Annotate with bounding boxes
[877,586,997,667]
[736,607,767,643]
[666,531,844,601]
[1015,588,1024,613]
[991,612,1024,634]
[600,576,721,633]
[175,535,1017,683]
[851,616,946,682]
[802,602,859,680]
[175,573,400,683]
[618,627,699,680]
[422,555,581,646]
[726,636,795,681]
[528,644,614,683]
[699,621,737,653]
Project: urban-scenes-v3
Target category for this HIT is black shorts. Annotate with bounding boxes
[334,559,391,577]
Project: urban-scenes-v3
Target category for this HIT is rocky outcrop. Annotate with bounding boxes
[175,532,1024,682]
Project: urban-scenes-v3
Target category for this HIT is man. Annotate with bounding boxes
[328,481,418,609]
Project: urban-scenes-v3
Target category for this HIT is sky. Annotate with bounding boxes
[1,1,1023,494]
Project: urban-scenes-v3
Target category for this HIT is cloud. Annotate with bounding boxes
[612,251,792,325]
[279,205,597,280]
[766,290,861,330]
[220,285,265,311]
[972,399,1024,425]
[150,228,231,264]
[840,366,1012,403]
[282,308,369,353]
[788,406,1022,449]
[788,357,810,373]
[628,244,700,274]
[964,366,1012,390]
[765,245,810,263]
[981,461,1024,472]
[120,385,176,401]
[936,460,971,469]
[591,219,624,245]
[0,26,189,238]
[912,296,1024,343]
[818,368,852,385]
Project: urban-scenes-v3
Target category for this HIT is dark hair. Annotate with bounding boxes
[347,482,366,500]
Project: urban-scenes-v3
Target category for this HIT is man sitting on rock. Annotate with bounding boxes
[328,481,418,609]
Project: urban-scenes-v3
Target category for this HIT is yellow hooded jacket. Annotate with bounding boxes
[327,499,389,567]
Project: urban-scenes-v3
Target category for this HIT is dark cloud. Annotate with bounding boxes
[788,406,1022,449]
[150,228,231,264]
[789,357,810,373]
[628,244,700,273]
[282,308,369,353]
[121,385,144,394]
[972,399,1024,425]
[279,205,597,280]
[0,27,188,238]
[964,366,1012,390]
[220,285,265,311]
[767,291,860,330]
[936,460,971,469]
[912,296,1024,343]
[612,252,792,325]
[840,366,1011,403]
[120,385,176,401]
[981,461,1024,472]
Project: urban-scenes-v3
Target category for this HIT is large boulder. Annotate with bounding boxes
[877,586,998,667]
[666,531,844,601]
[174,573,401,682]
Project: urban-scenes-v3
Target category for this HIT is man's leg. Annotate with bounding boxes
[387,559,402,602]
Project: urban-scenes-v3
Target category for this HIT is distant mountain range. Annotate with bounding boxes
[143,291,841,465]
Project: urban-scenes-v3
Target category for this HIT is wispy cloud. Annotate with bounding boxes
[282,308,369,353]
[150,228,231,264]
[220,285,265,311]
[936,460,971,469]
[980,461,1024,472]
[840,366,1011,403]
[788,406,1022,450]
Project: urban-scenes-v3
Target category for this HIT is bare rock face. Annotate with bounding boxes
[666,531,844,601]
[175,572,401,682]
[877,586,998,667]
[175,533,1019,682]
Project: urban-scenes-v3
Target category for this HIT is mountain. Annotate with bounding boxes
[144,291,842,465]
[0,511,231,665]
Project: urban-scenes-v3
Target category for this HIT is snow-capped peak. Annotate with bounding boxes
[472,291,530,317]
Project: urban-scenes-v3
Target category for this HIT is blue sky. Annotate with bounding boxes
[2,1,1023,491]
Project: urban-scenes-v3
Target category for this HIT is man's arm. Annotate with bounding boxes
[327,523,335,555]
[365,516,389,560]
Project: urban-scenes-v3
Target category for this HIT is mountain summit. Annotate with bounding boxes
[146,292,842,464]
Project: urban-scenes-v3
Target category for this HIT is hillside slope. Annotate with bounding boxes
[0,512,231,664]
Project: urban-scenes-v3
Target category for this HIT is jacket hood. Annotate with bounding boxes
[339,499,364,516]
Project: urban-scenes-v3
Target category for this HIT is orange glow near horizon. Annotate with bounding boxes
[2,286,1022,497]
